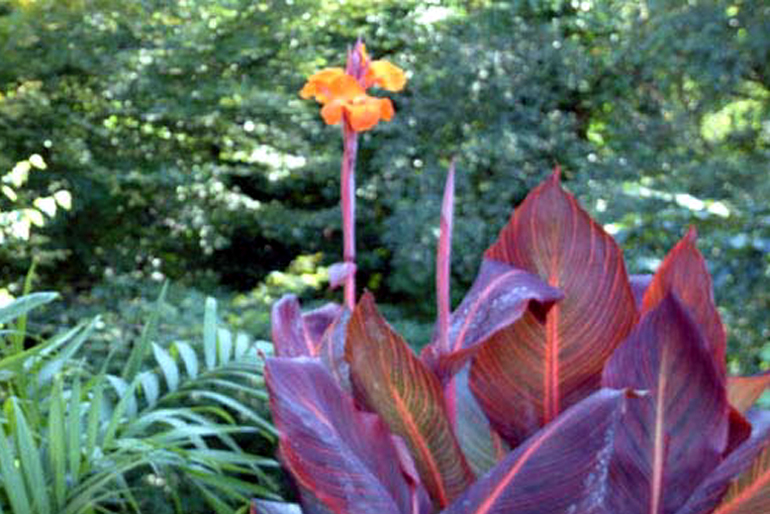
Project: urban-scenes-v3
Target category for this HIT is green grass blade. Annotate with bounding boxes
[48,377,67,510]
[173,341,198,379]
[10,261,39,356]
[0,408,32,514]
[152,343,179,392]
[184,391,276,437]
[38,317,97,385]
[68,376,82,483]
[233,332,250,359]
[122,281,168,382]
[0,292,58,327]
[105,375,137,417]
[218,328,232,364]
[101,378,139,450]
[0,321,85,375]
[85,377,105,465]
[13,399,51,514]
[203,297,217,370]
[192,481,236,514]
[138,371,160,406]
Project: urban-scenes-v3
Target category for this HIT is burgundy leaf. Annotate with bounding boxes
[329,263,357,290]
[471,170,637,446]
[441,388,633,514]
[265,357,420,514]
[728,371,770,415]
[422,259,563,380]
[676,410,770,514]
[630,274,652,311]
[641,227,727,379]
[271,296,341,357]
[602,293,730,514]
[725,407,752,457]
[345,293,474,508]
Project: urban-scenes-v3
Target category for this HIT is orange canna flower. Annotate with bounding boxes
[318,74,395,132]
[300,45,406,132]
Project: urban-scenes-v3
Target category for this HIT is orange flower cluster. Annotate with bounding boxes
[300,46,406,132]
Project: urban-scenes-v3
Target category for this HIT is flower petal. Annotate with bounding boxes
[346,97,383,132]
[367,61,407,91]
[320,100,344,126]
[328,74,366,101]
[300,68,345,102]
[379,97,395,121]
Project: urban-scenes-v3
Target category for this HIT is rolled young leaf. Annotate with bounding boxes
[265,357,421,514]
[435,160,455,356]
[676,410,770,514]
[602,293,730,514]
[641,227,727,379]
[346,293,474,508]
[441,388,634,514]
[471,169,637,446]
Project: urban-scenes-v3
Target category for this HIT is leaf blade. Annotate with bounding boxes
[345,293,474,507]
[471,170,637,446]
[602,294,729,514]
[442,389,631,514]
[641,227,726,378]
[265,357,418,514]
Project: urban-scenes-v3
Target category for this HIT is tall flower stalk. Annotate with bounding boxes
[300,40,406,309]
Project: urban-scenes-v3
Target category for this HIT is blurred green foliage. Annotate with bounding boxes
[0,0,767,371]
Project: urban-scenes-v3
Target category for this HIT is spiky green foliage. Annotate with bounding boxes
[0,288,280,514]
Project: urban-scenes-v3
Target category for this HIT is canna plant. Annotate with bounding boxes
[255,41,770,514]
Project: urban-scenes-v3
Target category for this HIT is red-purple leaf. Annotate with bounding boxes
[470,170,637,446]
[602,293,730,514]
[641,227,727,378]
[725,407,752,457]
[265,357,421,514]
[271,295,342,357]
[728,371,770,415]
[345,293,474,508]
[441,388,633,514]
[422,259,563,380]
[328,262,357,290]
[676,410,770,514]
